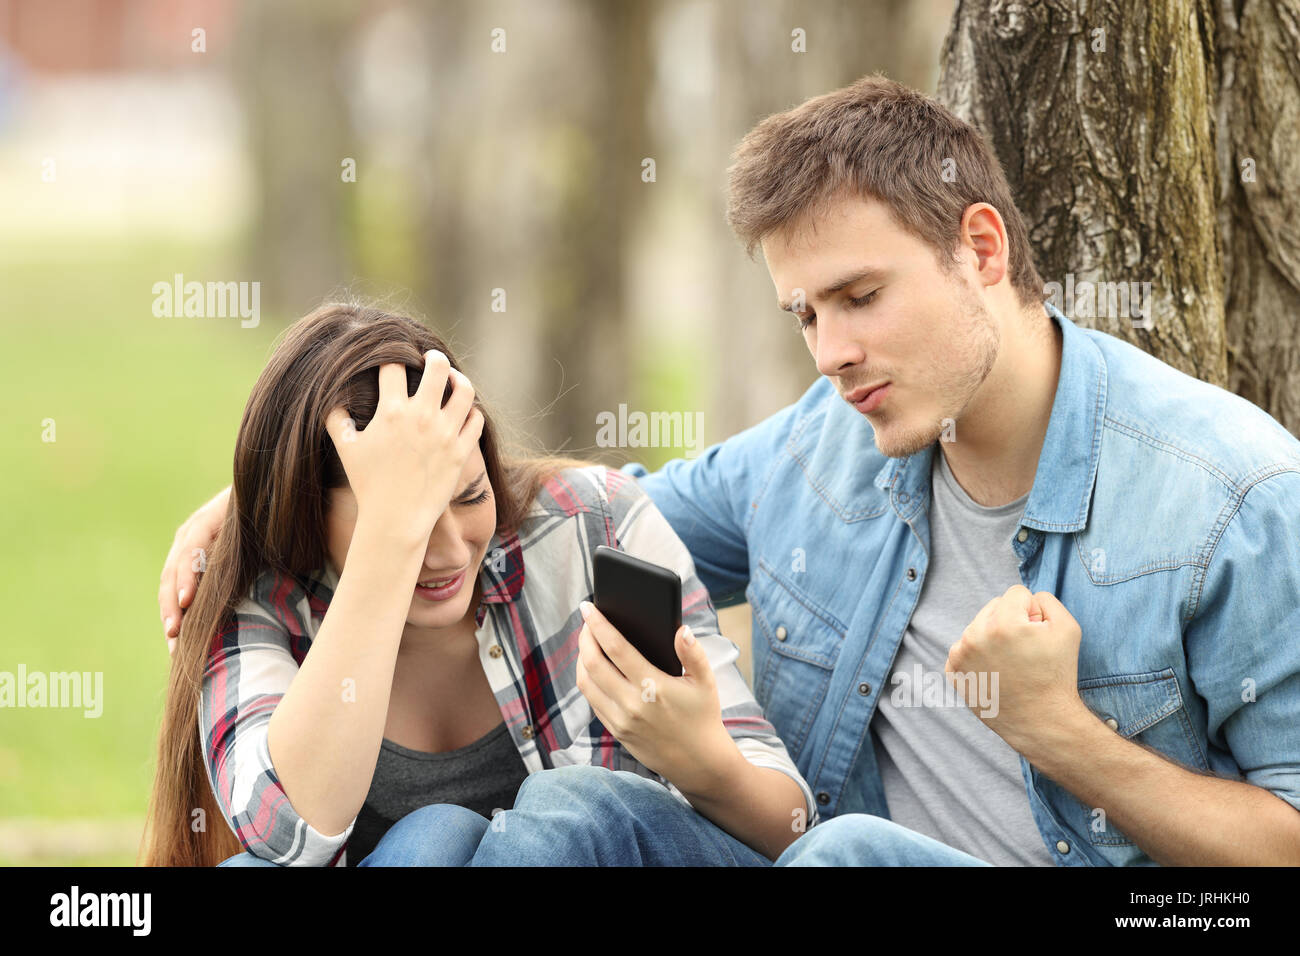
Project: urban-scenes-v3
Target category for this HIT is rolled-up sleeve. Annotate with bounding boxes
[1184,471,1300,812]
[604,467,820,827]
[199,585,354,866]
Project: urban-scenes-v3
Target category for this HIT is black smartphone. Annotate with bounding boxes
[591,545,683,676]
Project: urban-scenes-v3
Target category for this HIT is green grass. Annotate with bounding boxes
[0,238,289,860]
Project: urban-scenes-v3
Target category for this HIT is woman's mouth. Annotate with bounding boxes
[414,569,467,601]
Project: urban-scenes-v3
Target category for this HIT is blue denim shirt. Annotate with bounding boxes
[625,302,1300,866]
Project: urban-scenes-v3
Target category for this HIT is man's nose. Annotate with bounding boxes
[814,312,867,378]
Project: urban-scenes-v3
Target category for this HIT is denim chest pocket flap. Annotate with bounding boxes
[748,558,846,668]
[1078,668,1187,738]
[746,558,846,758]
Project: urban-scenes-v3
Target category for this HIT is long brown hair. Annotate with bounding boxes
[139,302,589,866]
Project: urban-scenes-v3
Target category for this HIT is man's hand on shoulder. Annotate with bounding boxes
[158,485,231,653]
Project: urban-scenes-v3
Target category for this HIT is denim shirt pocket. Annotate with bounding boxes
[1074,667,1210,847]
[746,558,846,760]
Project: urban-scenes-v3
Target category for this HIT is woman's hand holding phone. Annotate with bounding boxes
[324,353,483,547]
[575,601,745,798]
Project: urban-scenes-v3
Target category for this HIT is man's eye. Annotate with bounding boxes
[796,313,816,332]
[848,290,880,309]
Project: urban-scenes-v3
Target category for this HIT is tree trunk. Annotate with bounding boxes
[236,0,357,316]
[938,0,1300,435]
[1216,0,1300,433]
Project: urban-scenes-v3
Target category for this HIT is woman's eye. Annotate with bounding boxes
[796,313,816,332]
[848,290,880,309]
[457,489,491,506]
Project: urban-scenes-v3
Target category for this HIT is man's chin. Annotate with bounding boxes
[870,418,941,459]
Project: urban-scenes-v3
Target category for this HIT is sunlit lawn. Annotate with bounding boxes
[0,237,281,863]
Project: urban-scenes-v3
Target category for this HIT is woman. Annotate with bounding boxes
[141,302,815,866]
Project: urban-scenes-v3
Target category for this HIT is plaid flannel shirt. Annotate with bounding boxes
[199,464,817,865]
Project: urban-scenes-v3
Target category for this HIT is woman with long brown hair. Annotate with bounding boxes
[142,302,814,866]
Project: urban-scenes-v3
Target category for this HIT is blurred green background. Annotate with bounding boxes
[0,0,949,864]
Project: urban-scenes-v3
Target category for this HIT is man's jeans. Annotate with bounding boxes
[219,767,991,866]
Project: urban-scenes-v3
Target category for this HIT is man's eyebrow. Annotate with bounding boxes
[778,267,887,311]
[456,469,489,498]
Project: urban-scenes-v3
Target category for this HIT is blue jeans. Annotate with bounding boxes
[218,803,492,866]
[220,767,993,866]
[470,765,992,866]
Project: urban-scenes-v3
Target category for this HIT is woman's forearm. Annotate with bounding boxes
[266,520,425,836]
[675,747,809,861]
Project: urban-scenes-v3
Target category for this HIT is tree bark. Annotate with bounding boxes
[1216,0,1300,433]
[939,0,1300,436]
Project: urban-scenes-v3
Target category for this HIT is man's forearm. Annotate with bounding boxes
[1017,703,1300,865]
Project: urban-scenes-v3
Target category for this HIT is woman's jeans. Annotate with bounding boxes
[218,765,992,866]
[218,803,493,866]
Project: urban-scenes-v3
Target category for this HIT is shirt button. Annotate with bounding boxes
[816,792,830,805]
[858,682,872,696]
[775,626,788,641]
[906,568,917,581]
[1056,840,1070,854]
[521,725,534,740]
[898,492,910,503]
[488,644,503,659]
[1017,528,1029,543]
[1105,717,1119,731]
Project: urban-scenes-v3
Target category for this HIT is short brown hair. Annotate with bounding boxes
[726,73,1044,306]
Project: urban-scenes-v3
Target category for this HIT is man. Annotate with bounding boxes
[160,75,1300,866]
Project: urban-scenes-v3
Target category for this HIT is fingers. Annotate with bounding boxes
[1032,590,1071,623]
[413,349,451,402]
[577,617,636,709]
[575,652,624,731]
[159,487,230,653]
[377,361,409,407]
[324,405,355,447]
[673,625,711,682]
[578,601,656,685]
[460,406,485,448]
[966,595,999,636]
[158,530,185,643]
[442,368,477,433]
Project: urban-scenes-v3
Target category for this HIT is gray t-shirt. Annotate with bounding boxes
[346,720,528,865]
[869,449,1056,866]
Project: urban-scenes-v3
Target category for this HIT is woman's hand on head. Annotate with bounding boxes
[158,484,231,653]
[325,352,484,549]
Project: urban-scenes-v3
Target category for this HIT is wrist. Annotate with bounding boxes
[670,732,749,802]
[349,517,430,569]
[1013,696,1102,770]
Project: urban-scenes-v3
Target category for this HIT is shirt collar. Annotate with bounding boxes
[873,301,1106,532]
[475,530,525,626]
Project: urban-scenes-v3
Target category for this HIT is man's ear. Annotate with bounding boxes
[959,203,1010,290]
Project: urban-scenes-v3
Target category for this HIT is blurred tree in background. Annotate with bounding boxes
[230,0,953,458]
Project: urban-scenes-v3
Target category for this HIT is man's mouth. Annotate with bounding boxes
[844,382,891,414]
